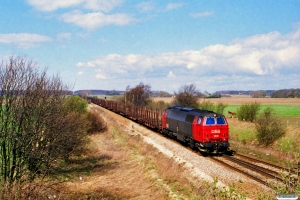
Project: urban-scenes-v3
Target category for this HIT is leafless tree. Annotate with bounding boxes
[0,55,88,192]
[124,82,152,107]
[172,84,199,108]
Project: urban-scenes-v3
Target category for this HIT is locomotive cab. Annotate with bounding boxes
[193,114,229,153]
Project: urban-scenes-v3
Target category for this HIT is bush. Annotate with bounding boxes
[255,107,286,147]
[145,99,170,110]
[214,102,227,115]
[198,101,227,115]
[199,100,214,111]
[86,110,107,134]
[237,102,261,122]
[64,95,88,114]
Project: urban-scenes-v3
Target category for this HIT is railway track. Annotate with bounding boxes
[210,153,299,189]
[210,156,269,186]
[235,153,298,174]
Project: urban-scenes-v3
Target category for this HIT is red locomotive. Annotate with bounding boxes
[161,106,229,154]
[89,97,230,154]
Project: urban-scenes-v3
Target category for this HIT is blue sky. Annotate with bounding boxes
[0,0,300,93]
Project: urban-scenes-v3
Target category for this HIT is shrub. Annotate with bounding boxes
[198,101,227,114]
[86,110,107,134]
[255,107,286,147]
[214,102,227,115]
[64,95,88,114]
[146,99,170,110]
[237,102,261,122]
[199,100,214,111]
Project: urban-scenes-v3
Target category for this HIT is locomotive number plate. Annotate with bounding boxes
[211,129,220,134]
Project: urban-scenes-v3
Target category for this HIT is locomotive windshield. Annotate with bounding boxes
[205,117,227,125]
[217,117,226,124]
[206,117,215,125]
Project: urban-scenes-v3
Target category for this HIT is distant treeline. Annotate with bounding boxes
[214,90,275,96]
[215,89,300,98]
[270,89,300,98]
[74,90,124,96]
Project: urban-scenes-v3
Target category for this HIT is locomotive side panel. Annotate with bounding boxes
[165,108,194,141]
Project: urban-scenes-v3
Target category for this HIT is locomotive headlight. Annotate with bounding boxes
[213,114,217,118]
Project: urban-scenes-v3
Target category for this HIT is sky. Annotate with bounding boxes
[0,0,300,93]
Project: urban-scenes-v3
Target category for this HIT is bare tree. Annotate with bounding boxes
[0,55,88,190]
[172,84,199,108]
[124,82,152,107]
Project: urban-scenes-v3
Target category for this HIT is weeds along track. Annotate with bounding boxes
[235,153,296,174]
[209,154,298,189]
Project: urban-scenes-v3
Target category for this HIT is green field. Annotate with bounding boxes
[225,104,300,118]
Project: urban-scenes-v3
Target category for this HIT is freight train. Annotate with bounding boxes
[89,97,231,154]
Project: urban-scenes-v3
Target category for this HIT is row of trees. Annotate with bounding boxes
[271,89,300,98]
[0,56,106,197]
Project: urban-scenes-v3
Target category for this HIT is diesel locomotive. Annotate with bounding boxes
[162,106,229,154]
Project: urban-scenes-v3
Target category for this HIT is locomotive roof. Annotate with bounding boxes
[166,106,225,117]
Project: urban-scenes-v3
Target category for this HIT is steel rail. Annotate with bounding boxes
[222,154,283,182]
[235,153,298,174]
[210,157,269,186]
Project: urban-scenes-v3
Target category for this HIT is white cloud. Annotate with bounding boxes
[96,73,106,79]
[57,32,71,40]
[77,61,95,67]
[61,10,135,29]
[190,11,214,18]
[27,0,82,12]
[83,0,124,12]
[76,62,85,67]
[136,2,155,13]
[167,71,176,78]
[77,71,84,75]
[0,33,52,49]
[166,3,183,11]
[27,0,124,12]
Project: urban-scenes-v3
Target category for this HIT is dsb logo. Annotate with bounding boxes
[211,129,220,134]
